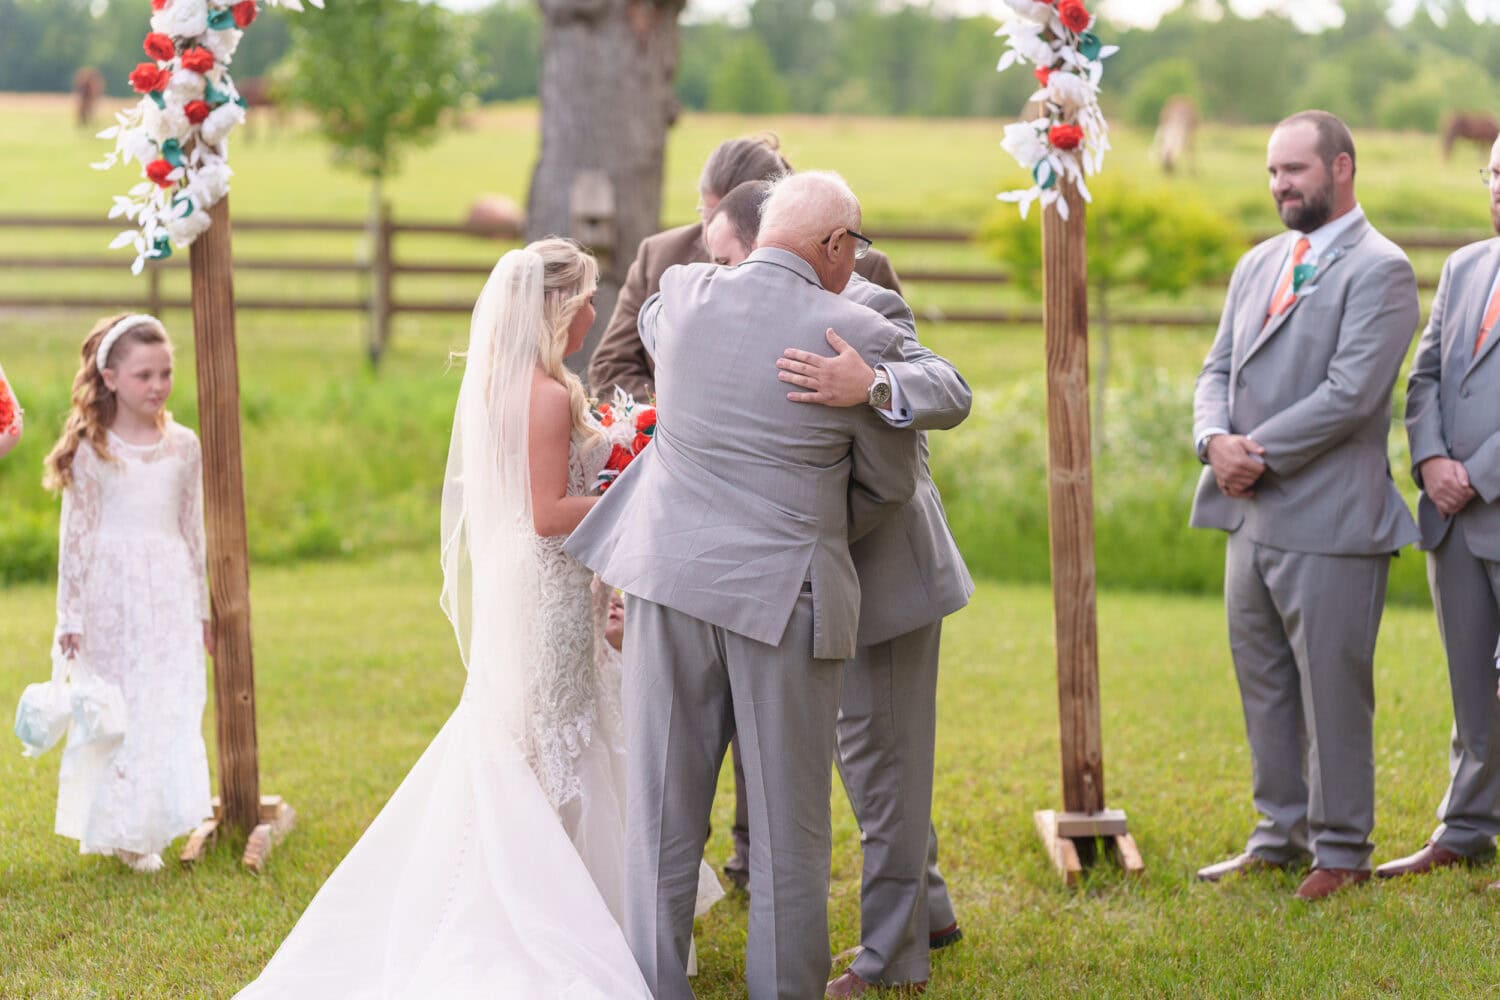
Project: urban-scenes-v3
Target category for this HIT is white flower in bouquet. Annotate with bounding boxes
[1042,71,1095,113]
[166,68,207,105]
[999,22,1056,67]
[201,28,242,64]
[1003,0,1056,26]
[145,103,190,144]
[167,205,214,246]
[1001,121,1049,170]
[151,0,208,39]
[186,159,232,206]
[201,102,246,146]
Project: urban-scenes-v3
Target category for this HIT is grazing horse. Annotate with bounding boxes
[1443,112,1500,160]
[73,66,105,129]
[1151,95,1199,174]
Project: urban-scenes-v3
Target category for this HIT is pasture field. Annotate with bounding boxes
[3,556,1499,998]
[4,95,1497,603]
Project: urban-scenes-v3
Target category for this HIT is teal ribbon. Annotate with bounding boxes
[204,81,230,106]
[1292,262,1316,293]
[171,194,195,218]
[1077,32,1102,60]
[151,235,173,260]
[160,138,185,168]
[148,92,166,110]
[207,8,235,29]
[1033,161,1057,190]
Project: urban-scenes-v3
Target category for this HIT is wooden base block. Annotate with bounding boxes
[1035,809,1144,884]
[242,796,296,874]
[179,817,220,864]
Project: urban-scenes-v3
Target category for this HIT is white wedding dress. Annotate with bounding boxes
[238,250,717,1000]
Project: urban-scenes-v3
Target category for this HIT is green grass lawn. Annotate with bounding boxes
[3,554,1498,998]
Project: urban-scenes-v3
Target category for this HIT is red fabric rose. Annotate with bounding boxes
[1048,123,1085,150]
[605,444,633,473]
[1034,66,1052,86]
[631,432,652,454]
[596,403,614,427]
[184,99,212,124]
[180,48,215,73]
[129,62,170,94]
[0,379,15,435]
[145,159,176,188]
[150,0,168,10]
[232,1,258,27]
[633,409,656,433]
[143,33,175,62]
[1057,0,1091,32]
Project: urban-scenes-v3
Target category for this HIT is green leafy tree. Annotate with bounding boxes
[1124,57,1202,129]
[284,0,480,363]
[707,35,788,113]
[980,179,1243,446]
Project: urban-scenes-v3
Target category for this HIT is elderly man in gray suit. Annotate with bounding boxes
[705,180,974,997]
[566,171,920,1000]
[1378,136,1500,882]
[1190,110,1420,901]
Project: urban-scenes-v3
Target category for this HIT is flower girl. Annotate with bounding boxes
[42,314,213,873]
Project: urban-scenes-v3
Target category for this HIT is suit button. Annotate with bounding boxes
[1462,389,1471,399]
[1236,374,1246,387]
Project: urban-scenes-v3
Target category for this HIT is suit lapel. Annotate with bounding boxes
[1462,241,1500,379]
[1241,218,1369,366]
[1236,235,1297,365]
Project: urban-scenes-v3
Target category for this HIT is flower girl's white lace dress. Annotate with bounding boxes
[53,422,212,862]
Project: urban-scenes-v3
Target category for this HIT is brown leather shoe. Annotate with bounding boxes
[1294,867,1369,900]
[928,921,962,950]
[826,970,927,997]
[1195,852,1287,882]
[1374,842,1467,879]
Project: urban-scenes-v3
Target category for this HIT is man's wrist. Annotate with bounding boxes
[867,366,892,410]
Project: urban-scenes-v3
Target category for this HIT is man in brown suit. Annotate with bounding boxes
[588,134,902,401]
[587,136,904,892]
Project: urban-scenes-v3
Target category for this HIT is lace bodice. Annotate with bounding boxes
[523,423,615,809]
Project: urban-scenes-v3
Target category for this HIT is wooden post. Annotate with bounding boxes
[187,197,262,840]
[367,197,393,366]
[1032,178,1143,882]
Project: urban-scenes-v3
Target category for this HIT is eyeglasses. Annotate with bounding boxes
[821,228,873,260]
[1481,168,1498,186]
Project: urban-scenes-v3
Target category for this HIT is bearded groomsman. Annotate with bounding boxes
[1190,110,1420,900]
[1378,136,1500,882]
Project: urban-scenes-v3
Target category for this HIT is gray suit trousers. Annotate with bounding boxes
[1427,516,1500,857]
[623,595,844,1000]
[836,620,952,985]
[1226,532,1389,870]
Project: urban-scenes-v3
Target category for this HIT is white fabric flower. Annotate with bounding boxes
[1044,71,1094,113]
[166,69,207,105]
[185,158,232,207]
[1002,121,1049,169]
[1004,0,1055,25]
[145,104,190,143]
[122,127,157,167]
[1002,22,1057,66]
[201,29,242,64]
[150,0,208,38]
[200,102,245,146]
[167,206,214,246]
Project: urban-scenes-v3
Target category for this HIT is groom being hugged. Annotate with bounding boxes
[567,172,919,1000]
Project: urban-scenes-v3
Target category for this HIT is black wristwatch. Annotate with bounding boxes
[867,368,892,408]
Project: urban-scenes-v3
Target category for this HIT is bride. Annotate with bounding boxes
[238,239,716,998]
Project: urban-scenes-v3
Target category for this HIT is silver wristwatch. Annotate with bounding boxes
[867,367,892,408]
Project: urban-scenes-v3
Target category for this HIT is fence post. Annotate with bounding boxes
[367,200,393,367]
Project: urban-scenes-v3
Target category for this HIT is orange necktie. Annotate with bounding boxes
[1474,279,1500,357]
[1267,237,1311,320]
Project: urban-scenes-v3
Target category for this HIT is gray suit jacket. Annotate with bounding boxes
[1190,217,1420,555]
[1406,237,1500,558]
[841,275,976,647]
[565,248,920,661]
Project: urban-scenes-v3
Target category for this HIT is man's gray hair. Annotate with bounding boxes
[759,171,861,246]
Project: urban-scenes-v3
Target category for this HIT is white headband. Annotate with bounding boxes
[96,314,165,372]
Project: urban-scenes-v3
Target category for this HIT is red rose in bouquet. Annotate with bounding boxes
[151,0,167,10]
[1034,66,1052,86]
[0,380,15,435]
[1057,0,1092,32]
[596,403,614,428]
[143,33,176,62]
[129,62,170,94]
[145,159,176,188]
[634,409,656,433]
[233,1,259,27]
[184,99,212,124]
[605,445,633,473]
[180,48,215,73]
[1048,123,1085,150]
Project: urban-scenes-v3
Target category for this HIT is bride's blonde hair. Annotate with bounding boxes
[528,237,600,440]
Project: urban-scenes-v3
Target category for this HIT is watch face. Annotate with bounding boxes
[870,381,892,406]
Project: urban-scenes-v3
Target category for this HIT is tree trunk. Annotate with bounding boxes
[529,0,685,376]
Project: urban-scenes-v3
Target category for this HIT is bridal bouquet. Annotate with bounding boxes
[592,389,656,492]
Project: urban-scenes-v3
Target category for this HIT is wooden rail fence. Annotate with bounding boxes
[1,214,1485,341]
